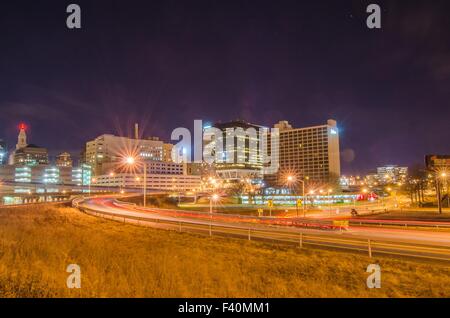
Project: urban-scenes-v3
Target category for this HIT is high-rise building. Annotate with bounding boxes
[206,120,266,180]
[85,134,165,176]
[0,139,7,165]
[56,152,73,167]
[266,119,341,185]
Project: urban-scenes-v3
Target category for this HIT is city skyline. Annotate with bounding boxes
[1,1,450,174]
[2,0,450,303]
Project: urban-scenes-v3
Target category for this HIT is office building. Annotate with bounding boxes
[0,164,91,186]
[103,160,186,176]
[94,173,201,191]
[206,120,266,181]
[266,119,341,185]
[85,134,165,176]
[14,144,49,166]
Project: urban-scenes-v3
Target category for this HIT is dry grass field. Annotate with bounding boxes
[1,204,450,298]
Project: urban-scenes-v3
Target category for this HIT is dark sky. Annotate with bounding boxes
[0,0,449,174]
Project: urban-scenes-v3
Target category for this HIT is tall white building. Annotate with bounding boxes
[267,119,341,185]
[85,134,165,176]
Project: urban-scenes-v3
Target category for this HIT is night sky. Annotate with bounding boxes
[1,0,449,174]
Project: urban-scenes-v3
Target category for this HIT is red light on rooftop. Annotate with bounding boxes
[19,123,27,131]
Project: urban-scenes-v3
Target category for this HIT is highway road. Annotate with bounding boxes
[74,196,450,262]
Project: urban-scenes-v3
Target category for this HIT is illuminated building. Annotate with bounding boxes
[425,155,450,171]
[266,119,341,185]
[103,160,186,175]
[93,173,201,191]
[241,193,357,206]
[56,152,73,167]
[0,164,92,186]
[206,120,266,181]
[162,143,174,162]
[14,166,32,183]
[339,175,364,189]
[0,139,7,165]
[71,164,92,186]
[376,165,408,184]
[85,134,165,176]
[9,123,49,166]
[16,123,27,149]
[13,144,49,166]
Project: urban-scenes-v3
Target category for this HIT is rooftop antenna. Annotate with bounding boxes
[134,123,139,139]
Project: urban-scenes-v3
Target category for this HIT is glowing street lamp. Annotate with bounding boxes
[286,175,305,217]
[125,156,135,165]
[124,156,147,207]
[210,193,219,214]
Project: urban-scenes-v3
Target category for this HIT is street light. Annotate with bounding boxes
[210,193,219,214]
[124,156,147,207]
[440,172,449,209]
[286,175,306,218]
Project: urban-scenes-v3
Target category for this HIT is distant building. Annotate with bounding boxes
[14,144,49,166]
[56,152,73,167]
[425,155,450,171]
[16,123,27,150]
[339,175,364,188]
[0,139,7,165]
[7,123,49,166]
[376,165,408,185]
[266,119,341,185]
[0,164,91,186]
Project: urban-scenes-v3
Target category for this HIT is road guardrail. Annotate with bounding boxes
[75,198,450,262]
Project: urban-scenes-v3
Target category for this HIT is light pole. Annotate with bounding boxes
[125,156,147,207]
[442,172,449,209]
[210,193,219,214]
[436,172,448,214]
[89,178,96,195]
[287,175,305,218]
[327,188,332,216]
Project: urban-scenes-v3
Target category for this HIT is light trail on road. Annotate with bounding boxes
[74,196,450,262]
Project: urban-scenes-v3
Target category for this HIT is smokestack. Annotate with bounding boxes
[134,123,139,139]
